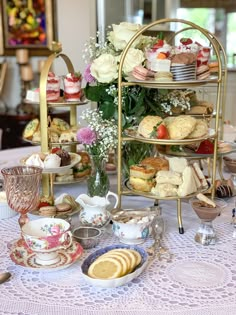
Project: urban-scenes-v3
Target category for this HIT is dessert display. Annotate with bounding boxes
[128,37,213,83]
[190,193,227,245]
[46,72,60,101]
[63,72,82,101]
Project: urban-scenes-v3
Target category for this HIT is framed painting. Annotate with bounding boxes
[0,0,57,56]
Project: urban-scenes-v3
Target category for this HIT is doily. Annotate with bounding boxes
[0,217,236,315]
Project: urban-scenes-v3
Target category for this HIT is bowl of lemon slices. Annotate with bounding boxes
[81,244,148,288]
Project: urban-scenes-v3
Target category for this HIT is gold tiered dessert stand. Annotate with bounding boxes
[39,42,87,198]
[116,18,227,234]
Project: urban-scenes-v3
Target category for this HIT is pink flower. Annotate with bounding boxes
[83,64,96,83]
[77,127,97,145]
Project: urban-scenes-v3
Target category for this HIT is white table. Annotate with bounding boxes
[0,146,236,315]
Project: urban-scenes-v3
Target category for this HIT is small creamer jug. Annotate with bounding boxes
[76,191,118,227]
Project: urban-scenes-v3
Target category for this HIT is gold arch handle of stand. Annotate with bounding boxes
[39,47,76,198]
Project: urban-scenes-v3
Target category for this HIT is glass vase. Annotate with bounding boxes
[87,155,110,197]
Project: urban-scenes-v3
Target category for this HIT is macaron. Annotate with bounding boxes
[132,65,154,80]
[56,202,72,213]
[39,206,57,216]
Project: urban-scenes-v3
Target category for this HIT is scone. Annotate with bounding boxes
[23,118,40,139]
[138,116,163,138]
[187,119,208,138]
[167,115,197,140]
[140,156,169,172]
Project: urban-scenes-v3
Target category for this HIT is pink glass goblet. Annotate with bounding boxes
[1,166,42,228]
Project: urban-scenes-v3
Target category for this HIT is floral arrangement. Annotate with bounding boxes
[82,22,197,127]
[76,109,118,161]
[82,22,164,127]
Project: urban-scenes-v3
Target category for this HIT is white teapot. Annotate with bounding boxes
[76,191,118,227]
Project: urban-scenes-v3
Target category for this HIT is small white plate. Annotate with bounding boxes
[81,244,148,288]
[10,239,83,272]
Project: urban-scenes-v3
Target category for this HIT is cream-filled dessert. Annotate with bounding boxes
[145,39,171,72]
[46,72,60,101]
[44,154,61,168]
[63,72,82,101]
[25,153,44,168]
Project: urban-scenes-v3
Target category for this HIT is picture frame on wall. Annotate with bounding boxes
[0,0,57,56]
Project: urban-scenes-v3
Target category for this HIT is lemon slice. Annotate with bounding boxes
[105,249,133,272]
[115,249,137,272]
[128,249,142,267]
[102,251,131,274]
[97,253,128,276]
[88,256,123,279]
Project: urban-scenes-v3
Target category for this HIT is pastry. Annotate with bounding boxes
[140,156,169,172]
[186,119,208,138]
[23,118,40,139]
[63,72,82,101]
[129,176,154,192]
[167,115,197,140]
[46,72,60,101]
[56,202,72,212]
[59,129,77,143]
[50,118,70,132]
[138,115,163,138]
[44,154,61,168]
[196,65,210,80]
[208,61,219,73]
[145,41,171,72]
[55,149,71,166]
[130,164,156,179]
[132,65,154,80]
[216,185,233,198]
[25,153,44,168]
[38,206,57,216]
[154,71,173,82]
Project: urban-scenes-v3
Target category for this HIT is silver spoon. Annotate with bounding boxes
[0,272,11,284]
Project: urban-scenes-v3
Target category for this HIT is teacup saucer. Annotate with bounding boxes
[10,239,83,272]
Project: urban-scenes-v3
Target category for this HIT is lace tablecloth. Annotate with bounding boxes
[0,214,236,315]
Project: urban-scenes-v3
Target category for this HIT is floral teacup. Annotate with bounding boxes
[21,218,72,265]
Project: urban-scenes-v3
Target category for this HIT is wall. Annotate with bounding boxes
[0,0,96,111]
